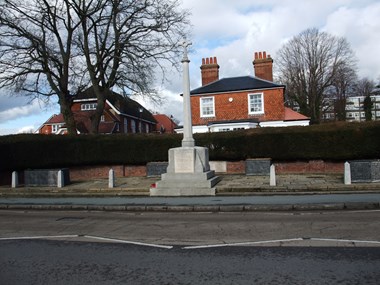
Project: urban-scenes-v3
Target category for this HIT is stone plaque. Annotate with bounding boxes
[246,158,271,176]
[146,162,168,177]
[174,148,194,173]
[25,169,70,187]
[350,160,380,182]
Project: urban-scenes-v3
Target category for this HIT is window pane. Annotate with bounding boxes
[201,97,214,117]
[249,94,263,113]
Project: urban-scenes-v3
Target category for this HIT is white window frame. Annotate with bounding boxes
[52,124,63,133]
[200,97,215,118]
[248,93,264,115]
[81,103,97,111]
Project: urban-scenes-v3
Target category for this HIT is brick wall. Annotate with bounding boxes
[0,160,345,186]
[224,160,343,174]
[70,165,125,180]
[191,88,285,125]
[274,160,344,174]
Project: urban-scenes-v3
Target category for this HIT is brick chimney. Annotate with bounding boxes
[200,57,219,86]
[253,51,273,82]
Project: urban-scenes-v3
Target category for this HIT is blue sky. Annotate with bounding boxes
[1,0,380,135]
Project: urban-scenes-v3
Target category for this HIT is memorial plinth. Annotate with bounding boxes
[150,40,219,196]
[150,147,220,196]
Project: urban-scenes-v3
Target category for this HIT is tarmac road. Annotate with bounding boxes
[1,209,380,246]
[1,209,380,285]
[1,240,380,285]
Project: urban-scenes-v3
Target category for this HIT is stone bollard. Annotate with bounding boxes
[109,169,115,188]
[57,170,64,188]
[344,162,351,185]
[270,164,276,186]
[12,171,19,188]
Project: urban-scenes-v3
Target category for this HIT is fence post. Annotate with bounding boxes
[109,169,115,188]
[12,171,18,188]
[344,162,351,185]
[57,170,64,188]
[270,164,276,186]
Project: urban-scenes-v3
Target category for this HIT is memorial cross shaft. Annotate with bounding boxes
[181,40,195,147]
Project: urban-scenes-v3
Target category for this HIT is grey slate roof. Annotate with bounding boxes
[190,76,285,95]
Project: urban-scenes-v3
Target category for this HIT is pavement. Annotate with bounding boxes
[1,174,380,211]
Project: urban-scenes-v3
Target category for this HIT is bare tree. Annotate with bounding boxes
[329,62,357,121]
[0,0,190,134]
[355,77,376,121]
[276,28,357,124]
[70,0,190,133]
[0,0,84,134]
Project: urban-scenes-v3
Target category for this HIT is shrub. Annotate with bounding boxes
[1,121,379,171]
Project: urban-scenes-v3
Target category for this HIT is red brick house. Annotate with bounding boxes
[153,114,178,133]
[36,87,157,134]
[187,51,309,133]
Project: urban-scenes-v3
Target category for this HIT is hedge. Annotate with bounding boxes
[1,121,379,171]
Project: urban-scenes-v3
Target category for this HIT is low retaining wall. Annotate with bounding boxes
[0,160,346,185]
[67,160,346,179]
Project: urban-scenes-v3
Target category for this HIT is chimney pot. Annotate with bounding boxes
[253,51,273,82]
[200,56,220,86]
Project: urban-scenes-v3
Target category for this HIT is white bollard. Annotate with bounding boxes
[108,169,115,188]
[344,162,351,185]
[12,171,18,188]
[270,164,276,186]
[57,170,64,188]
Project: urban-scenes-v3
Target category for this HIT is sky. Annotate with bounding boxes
[1,0,379,135]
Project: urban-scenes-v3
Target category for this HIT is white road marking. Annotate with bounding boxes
[83,235,173,249]
[182,238,304,249]
[182,237,380,249]
[0,235,79,240]
[310,238,380,245]
[0,234,173,249]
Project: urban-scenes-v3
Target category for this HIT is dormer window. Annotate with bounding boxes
[81,103,97,111]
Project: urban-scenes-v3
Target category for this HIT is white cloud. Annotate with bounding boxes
[17,125,35,134]
[132,88,184,123]
[0,98,43,123]
[323,2,380,78]
[180,0,380,84]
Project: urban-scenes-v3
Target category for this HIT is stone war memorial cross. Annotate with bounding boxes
[150,41,220,196]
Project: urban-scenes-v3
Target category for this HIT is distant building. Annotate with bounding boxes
[180,51,309,133]
[322,95,380,122]
[36,87,156,134]
[153,114,178,133]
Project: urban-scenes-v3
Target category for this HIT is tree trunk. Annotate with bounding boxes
[89,97,106,134]
[59,95,77,135]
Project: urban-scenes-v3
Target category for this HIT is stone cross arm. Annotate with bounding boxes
[181,40,192,61]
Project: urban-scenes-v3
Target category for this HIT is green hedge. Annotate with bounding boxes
[196,121,380,161]
[1,121,379,171]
